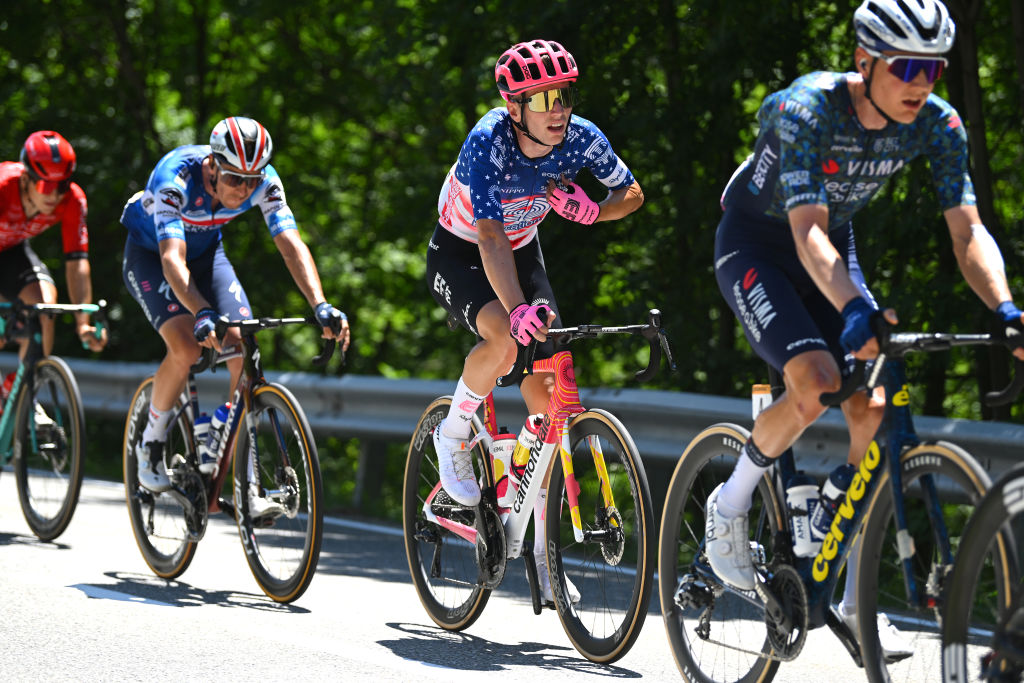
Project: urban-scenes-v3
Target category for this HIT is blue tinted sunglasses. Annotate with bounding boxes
[867,50,947,84]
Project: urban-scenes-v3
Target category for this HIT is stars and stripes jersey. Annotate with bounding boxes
[437,107,635,248]
[721,71,975,229]
[0,162,89,258]
[120,145,297,259]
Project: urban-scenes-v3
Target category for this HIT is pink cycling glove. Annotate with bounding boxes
[548,182,599,225]
[509,303,548,345]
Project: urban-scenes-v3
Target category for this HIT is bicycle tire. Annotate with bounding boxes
[545,408,654,663]
[403,396,491,630]
[233,382,323,603]
[13,357,85,541]
[122,376,199,578]
[857,441,1011,683]
[941,464,1023,683]
[658,423,783,683]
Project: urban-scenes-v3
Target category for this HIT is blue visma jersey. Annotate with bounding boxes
[722,71,975,228]
[121,145,296,260]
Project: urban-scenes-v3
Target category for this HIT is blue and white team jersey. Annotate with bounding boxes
[438,108,635,249]
[121,145,296,259]
[722,71,975,228]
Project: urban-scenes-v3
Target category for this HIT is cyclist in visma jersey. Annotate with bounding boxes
[121,117,349,512]
[0,131,107,366]
[426,39,643,605]
[704,0,1024,661]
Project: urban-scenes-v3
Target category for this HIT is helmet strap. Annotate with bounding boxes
[511,116,548,147]
[862,58,899,127]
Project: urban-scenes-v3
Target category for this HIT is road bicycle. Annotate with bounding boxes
[0,299,106,541]
[659,318,1023,682]
[942,465,1024,681]
[403,309,674,663]
[123,314,338,603]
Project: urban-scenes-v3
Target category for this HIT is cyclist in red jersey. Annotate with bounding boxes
[0,131,107,372]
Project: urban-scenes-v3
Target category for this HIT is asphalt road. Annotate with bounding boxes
[0,473,880,682]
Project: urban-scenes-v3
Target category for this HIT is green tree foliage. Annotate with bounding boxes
[1,0,1021,423]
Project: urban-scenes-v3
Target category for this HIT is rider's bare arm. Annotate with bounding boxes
[593,180,644,223]
[65,258,106,350]
[477,218,527,313]
[273,229,327,309]
[158,237,211,315]
[788,203,865,311]
[946,205,1013,308]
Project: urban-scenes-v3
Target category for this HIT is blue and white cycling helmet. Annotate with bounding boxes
[854,0,955,55]
[209,116,273,173]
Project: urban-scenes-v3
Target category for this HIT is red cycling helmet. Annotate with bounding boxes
[20,130,76,194]
[495,39,578,101]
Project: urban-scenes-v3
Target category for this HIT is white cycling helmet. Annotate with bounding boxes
[209,116,273,173]
[854,0,955,54]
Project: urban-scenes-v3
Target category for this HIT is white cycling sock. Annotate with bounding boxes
[717,442,770,518]
[444,377,485,439]
[142,404,172,444]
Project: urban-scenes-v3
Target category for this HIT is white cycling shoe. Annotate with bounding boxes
[836,602,914,662]
[536,557,581,606]
[704,483,756,591]
[248,484,286,522]
[433,419,481,506]
[136,440,171,493]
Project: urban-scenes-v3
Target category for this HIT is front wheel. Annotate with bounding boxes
[233,383,323,603]
[13,357,85,541]
[545,408,654,664]
[658,423,783,683]
[123,376,199,578]
[403,396,491,630]
[941,464,1022,683]
[857,441,1011,683]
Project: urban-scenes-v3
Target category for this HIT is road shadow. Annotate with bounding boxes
[68,570,309,613]
[0,530,71,549]
[378,622,643,678]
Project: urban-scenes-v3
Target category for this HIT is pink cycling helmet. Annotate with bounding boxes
[495,39,578,101]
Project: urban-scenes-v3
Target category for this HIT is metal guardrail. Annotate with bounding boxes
[7,352,1022,482]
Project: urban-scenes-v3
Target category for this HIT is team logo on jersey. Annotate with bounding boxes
[732,275,777,343]
[167,303,179,313]
[159,188,184,210]
[743,268,758,290]
[822,159,840,175]
[747,145,778,195]
[948,113,962,129]
[240,306,250,317]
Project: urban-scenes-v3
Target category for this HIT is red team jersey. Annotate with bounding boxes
[0,161,89,257]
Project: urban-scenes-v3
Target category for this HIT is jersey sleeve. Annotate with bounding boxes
[770,87,833,212]
[58,184,89,258]
[580,126,635,191]
[150,167,189,243]
[457,116,506,224]
[924,105,976,210]
[254,166,297,236]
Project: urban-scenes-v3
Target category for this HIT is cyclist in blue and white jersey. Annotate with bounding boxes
[121,116,349,500]
[704,0,1024,660]
[426,39,643,604]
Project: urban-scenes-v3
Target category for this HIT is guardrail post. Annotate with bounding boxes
[352,439,387,512]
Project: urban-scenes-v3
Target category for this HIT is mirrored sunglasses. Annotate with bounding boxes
[25,167,72,195]
[516,85,580,113]
[870,51,947,84]
[215,160,265,188]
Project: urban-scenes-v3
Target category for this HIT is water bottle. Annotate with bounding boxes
[810,463,856,542]
[786,472,821,557]
[509,414,544,492]
[491,432,518,508]
[751,383,772,419]
[206,402,231,459]
[193,412,212,459]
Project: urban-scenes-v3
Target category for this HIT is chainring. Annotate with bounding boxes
[765,564,809,659]
[476,505,507,589]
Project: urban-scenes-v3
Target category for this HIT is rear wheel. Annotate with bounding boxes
[402,396,491,630]
[233,383,323,603]
[658,423,783,682]
[13,357,85,541]
[545,409,654,664]
[123,377,199,578]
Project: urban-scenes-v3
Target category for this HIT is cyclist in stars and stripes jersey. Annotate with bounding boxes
[425,39,644,605]
[704,0,1024,661]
